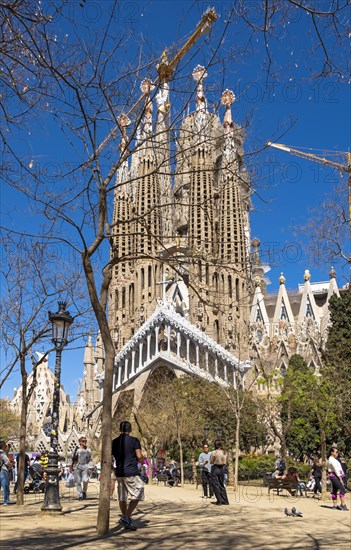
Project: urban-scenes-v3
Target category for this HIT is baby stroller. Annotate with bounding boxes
[23,465,46,494]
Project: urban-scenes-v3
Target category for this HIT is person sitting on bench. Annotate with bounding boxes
[279,467,305,496]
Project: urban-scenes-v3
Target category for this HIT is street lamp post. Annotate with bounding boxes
[42,301,73,512]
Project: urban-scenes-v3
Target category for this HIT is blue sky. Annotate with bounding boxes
[1,0,350,401]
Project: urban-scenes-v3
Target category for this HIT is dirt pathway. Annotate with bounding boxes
[1,481,350,549]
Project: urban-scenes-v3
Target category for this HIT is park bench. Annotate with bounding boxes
[156,473,179,487]
[265,476,306,497]
[156,474,169,486]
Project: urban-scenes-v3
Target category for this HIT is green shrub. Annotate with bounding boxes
[238,454,276,480]
[237,454,312,481]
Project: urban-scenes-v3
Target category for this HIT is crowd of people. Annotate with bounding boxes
[1,435,349,522]
[270,449,349,510]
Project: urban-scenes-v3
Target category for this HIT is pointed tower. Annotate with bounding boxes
[172,73,251,357]
[81,332,101,408]
[109,78,173,348]
[174,66,223,340]
[298,270,320,325]
[273,273,295,328]
[320,266,340,338]
[217,88,251,356]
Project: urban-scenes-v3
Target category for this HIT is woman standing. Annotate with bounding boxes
[310,458,323,497]
[328,447,348,511]
[210,440,229,505]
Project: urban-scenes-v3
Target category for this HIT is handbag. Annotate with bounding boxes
[65,472,75,488]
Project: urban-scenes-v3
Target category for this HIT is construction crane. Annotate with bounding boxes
[266,141,351,256]
[92,8,218,158]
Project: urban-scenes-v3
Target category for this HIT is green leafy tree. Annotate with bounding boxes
[323,289,351,439]
[0,399,20,442]
[281,355,321,460]
[281,354,338,497]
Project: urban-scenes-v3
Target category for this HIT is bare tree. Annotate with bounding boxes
[0,234,85,505]
[301,182,350,273]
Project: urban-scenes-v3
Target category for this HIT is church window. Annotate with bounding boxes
[141,268,145,289]
[213,273,219,293]
[148,265,152,288]
[214,320,220,342]
[228,275,232,298]
[256,305,263,322]
[122,287,126,309]
[257,329,263,342]
[306,297,314,318]
[280,299,288,320]
[235,278,239,302]
[129,284,134,315]
[280,363,287,377]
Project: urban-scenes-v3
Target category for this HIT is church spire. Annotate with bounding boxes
[192,65,208,112]
[221,89,238,166]
[137,78,154,143]
[116,113,131,191]
[221,88,235,128]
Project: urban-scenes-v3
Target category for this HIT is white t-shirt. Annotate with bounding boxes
[328,456,343,477]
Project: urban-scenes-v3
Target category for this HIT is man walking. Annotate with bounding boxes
[70,436,93,500]
[112,421,144,530]
[198,443,213,499]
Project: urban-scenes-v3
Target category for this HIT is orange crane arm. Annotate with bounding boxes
[93,9,218,158]
[266,141,351,259]
[168,8,218,75]
[266,142,351,173]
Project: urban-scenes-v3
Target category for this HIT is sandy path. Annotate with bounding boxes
[1,481,350,549]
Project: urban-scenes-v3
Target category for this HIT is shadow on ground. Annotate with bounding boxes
[1,497,350,550]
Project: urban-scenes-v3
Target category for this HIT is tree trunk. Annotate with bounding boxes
[147,445,154,484]
[83,254,114,535]
[179,445,184,487]
[16,354,28,506]
[320,425,328,501]
[178,435,184,487]
[96,345,114,534]
[233,418,240,492]
[191,458,197,484]
[227,444,234,488]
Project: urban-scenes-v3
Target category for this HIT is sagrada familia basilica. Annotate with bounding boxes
[9,64,344,454]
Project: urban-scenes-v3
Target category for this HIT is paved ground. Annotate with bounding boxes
[1,481,350,549]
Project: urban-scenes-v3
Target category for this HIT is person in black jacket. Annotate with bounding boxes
[310,458,322,496]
